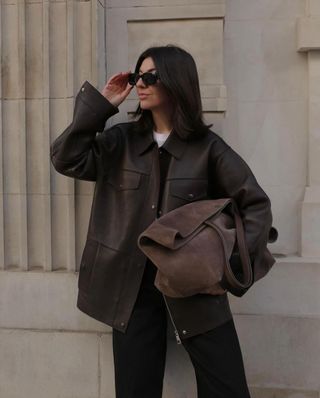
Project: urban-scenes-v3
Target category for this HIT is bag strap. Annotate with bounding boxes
[230,201,253,288]
[205,199,253,295]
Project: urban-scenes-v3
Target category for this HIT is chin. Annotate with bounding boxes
[140,103,153,111]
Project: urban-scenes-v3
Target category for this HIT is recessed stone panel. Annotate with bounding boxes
[127,18,223,86]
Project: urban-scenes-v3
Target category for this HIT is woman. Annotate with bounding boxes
[51,45,275,398]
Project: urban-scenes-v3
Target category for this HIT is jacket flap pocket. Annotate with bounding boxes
[106,170,141,191]
[170,179,207,201]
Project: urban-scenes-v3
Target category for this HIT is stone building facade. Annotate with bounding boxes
[0,0,319,397]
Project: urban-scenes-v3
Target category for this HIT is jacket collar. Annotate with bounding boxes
[136,128,187,159]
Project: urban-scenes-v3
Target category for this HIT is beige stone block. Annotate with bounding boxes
[225,0,305,20]
[51,171,75,196]
[107,0,225,9]
[49,1,69,98]
[2,3,25,99]
[2,100,27,194]
[223,100,307,188]
[27,194,51,269]
[309,102,320,186]
[229,257,320,317]
[233,315,320,390]
[128,19,223,86]
[224,19,307,102]
[0,196,4,270]
[0,330,100,398]
[265,185,304,256]
[26,99,50,195]
[250,387,319,398]
[3,194,28,269]
[51,193,75,270]
[75,180,95,196]
[309,52,320,101]
[74,0,95,89]
[26,2,44,98]
[0,271,111,332]
[97,0,107,89]
[297,17,320,51]
[100,334,116,398]
[50,106,75,272]
[301,187,320,257]
[308,0,320,16]
[203,112,225,136]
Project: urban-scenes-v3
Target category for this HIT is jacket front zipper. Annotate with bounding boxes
[162,293,182,345]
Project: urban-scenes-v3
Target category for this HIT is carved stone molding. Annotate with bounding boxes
[297,1,320,257]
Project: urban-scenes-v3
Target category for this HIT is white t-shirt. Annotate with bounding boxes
[153,130,171,147]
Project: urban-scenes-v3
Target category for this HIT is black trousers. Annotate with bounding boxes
[112,262,251,398]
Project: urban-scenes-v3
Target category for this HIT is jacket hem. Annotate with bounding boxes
[76,289,126,333]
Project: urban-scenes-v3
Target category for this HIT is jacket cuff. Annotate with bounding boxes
[78,80,119,120]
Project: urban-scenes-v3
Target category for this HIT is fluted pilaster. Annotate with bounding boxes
[0,0,105,271]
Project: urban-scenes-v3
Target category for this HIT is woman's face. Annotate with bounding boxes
[136,57,171,112]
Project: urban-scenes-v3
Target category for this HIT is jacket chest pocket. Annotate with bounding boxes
[169,179,208,202]
[105,170,141,191]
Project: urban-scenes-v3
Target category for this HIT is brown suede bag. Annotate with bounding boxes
[137,199,254,298]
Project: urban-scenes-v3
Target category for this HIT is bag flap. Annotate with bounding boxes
[138,199,233,250]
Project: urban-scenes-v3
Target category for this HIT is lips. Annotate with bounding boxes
[138,93,149,99]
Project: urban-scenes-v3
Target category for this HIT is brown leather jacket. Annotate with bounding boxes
[51,80,275,341]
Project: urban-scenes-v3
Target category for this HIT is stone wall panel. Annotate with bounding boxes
[234,314,320,391]
[0,330,100,398]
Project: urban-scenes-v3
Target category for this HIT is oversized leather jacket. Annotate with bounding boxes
[51,80,275,342]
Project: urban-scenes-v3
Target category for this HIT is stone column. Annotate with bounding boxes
[0,0,105,271]
[298,0,320,257]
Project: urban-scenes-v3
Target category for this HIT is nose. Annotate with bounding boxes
[136,76,146,88]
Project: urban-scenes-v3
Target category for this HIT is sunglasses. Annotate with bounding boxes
[128,71,159,86]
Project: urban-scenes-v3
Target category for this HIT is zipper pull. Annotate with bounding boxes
[174,329,182,345]
[162,293,182,345]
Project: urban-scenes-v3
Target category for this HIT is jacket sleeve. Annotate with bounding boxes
[50,80,121,181]
[210,142,274,282]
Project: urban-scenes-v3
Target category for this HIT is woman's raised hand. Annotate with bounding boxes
[101,71,133,108]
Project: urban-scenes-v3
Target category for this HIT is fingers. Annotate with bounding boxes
[124,83,134,95]
[107,71,131,85]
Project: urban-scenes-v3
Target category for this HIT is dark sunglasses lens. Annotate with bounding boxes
[142,73,157,85]
[128,73,137,86]
[128,72,158,86]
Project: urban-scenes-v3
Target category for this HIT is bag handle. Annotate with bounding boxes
[205,199,253,296]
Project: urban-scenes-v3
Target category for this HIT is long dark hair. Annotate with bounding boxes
[132,45,211,140]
